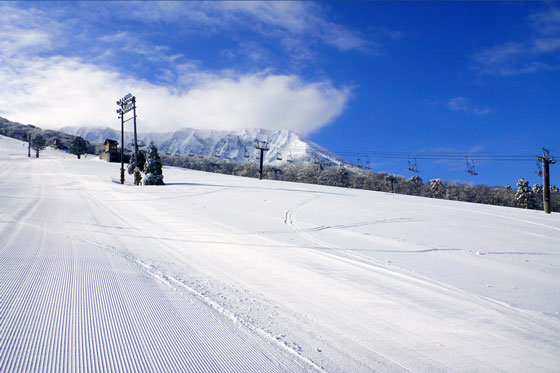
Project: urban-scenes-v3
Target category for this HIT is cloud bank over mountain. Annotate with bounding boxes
[0,3,351,135]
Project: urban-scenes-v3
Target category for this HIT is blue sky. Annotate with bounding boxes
[0,2,558,187]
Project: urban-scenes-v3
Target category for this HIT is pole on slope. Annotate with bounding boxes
[27,133,31,158]
[259,148,264,180]
[254,140,269,180]
[120,114,125,184]
[132,97,139,185]
[537,148,556,214]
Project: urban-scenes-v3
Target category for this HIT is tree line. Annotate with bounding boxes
[2,117,556,211]
[161,154,560,212]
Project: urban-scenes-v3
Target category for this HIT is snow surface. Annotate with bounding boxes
[1,135,559,372]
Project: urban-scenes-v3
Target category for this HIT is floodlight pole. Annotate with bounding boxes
[120,113,125,184]
[132,97,139,185]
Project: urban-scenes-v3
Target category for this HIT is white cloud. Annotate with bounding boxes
[445,97,493,115]
[0,56,350,136]
[116,1,370,54]
[446,96,469,111]
[474,7,560,76]
[529,7,560,35]
[0,3,351,135]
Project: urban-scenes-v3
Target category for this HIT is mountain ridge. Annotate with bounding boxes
[61,125,346,166]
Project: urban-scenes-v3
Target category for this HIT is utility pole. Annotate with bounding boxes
[27,133,31,158]
[537,148,556,214]
[254,140,269,180]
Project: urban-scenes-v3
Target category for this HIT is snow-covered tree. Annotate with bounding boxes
[515,178,537,209]
[128,150,146,185]
[407,175,423,195]
[410,175,423,188]
[69,136,87,159]
[31,134,46,158]
[143,142,164,185]
[430,178,444,198]
[533,184,543,194]
[386,174,397,193]
[297,164,318,184]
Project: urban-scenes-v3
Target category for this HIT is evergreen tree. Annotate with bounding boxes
[408,175,423,195]
[334,166,349,187]
[515,178,537,209]
[297,164,318,184]
[429,178,444,198]
[31,134,46,158]
[69,136,87,159]
[386,174,397,193]
[143,142,164,185]
[128,151,146,185]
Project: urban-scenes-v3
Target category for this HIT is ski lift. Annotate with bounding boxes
[536,160,543,177]
[287,151,293,163]
[407,156,419,173]
[276,152,282,161]
[356,154,363,169]
[244,147,250,159]
[365,156,371,170]
[128,140,147,149]
[466,156,478,176]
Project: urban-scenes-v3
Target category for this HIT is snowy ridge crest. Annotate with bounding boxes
[61,126,344,166]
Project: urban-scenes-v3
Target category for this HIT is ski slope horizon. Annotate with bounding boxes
[1,135,559,372]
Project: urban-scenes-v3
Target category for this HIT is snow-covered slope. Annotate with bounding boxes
[62,126,344,166]
[1,135,559,372]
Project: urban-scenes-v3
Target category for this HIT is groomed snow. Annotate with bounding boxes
[1,136,559,372]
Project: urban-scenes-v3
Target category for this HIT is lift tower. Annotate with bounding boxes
[537,148,556,214]
[254,140,269,180]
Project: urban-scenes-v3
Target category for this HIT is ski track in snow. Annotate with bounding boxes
[0,147,299,372]
[1,137,560,372]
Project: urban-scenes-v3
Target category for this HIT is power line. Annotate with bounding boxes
[282,147,551,162]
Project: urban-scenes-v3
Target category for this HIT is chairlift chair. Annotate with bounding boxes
[276,152,282,161]
[407,156,419,173]
[287,151,293,163]
[536,160,543,177]
[465,156,478,176]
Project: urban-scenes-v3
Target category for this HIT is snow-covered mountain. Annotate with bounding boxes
[61,126,345,166]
